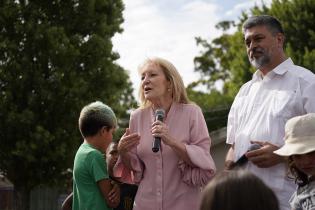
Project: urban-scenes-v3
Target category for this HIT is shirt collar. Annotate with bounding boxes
[252,58,293,82]
[272,57,293,75]
[252,70,264,82]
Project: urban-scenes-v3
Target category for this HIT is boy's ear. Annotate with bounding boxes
[99,126,108,135]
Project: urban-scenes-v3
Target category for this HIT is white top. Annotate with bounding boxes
[290,180,315,210]
[227,58,315,209]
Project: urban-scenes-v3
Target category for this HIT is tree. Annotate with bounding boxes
[191,0,315,113]
[266,0,315,71]
[187,85,232,132]
[0,0,135,209]
[193,26,252,99]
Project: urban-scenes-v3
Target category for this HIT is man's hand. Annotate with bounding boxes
[246,141,285,168]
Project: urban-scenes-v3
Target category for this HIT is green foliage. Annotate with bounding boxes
[187,84,232,110]
[0,0,135,208]
[269,0,315,71]
[187,85,231,132]
[203,108,230,132]
[194,24,253,100]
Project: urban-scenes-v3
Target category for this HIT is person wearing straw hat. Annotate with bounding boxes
[274,113,315,210]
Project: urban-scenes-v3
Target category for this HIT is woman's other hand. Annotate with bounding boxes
[117,128,140,155]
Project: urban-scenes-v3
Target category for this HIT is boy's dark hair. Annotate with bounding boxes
[79,101,117,137]
[242,15,284,35]
[200,170,279,210]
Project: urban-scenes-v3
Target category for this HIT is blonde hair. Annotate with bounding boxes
[138,57,191,108]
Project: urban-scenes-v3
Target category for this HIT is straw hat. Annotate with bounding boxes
[274,113,315,156]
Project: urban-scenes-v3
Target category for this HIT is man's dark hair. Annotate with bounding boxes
[242,15,284,35]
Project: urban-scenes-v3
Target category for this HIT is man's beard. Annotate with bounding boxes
[249,49,271,69]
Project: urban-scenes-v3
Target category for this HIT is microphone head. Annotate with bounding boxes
[155,109,165,121]
[248,143,261,151]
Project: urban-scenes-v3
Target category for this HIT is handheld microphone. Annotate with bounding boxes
[232,143,261,169]
[152,109,165,153]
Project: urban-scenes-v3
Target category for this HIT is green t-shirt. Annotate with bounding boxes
[72,143,111,210]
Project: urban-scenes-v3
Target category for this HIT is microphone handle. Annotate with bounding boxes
[230,144,262,169]
[152,113,164,153]
[234,154,248,166]
[152,137,161,153]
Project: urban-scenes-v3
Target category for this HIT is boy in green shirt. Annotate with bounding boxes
[72,101,119,210]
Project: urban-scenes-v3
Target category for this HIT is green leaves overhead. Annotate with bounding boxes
[0,1,135,209]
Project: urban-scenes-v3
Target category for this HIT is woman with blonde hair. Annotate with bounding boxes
[114,57,216,210]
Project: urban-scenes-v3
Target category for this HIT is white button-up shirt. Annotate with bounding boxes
[227,58,315,209]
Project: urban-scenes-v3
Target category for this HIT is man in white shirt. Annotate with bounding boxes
[225,15,315,210]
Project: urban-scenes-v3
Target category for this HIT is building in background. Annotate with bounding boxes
[0,173,14,210]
